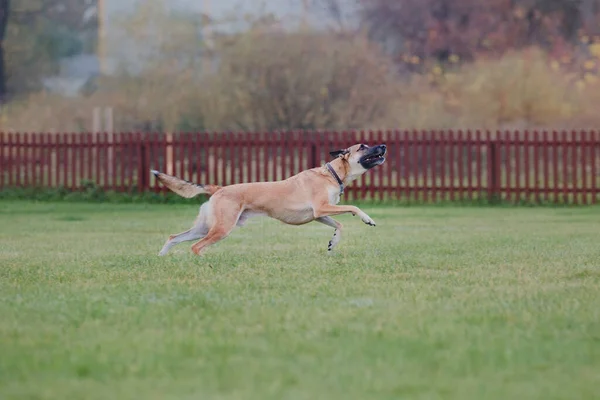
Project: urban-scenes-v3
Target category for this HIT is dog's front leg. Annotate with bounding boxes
[316,216,343,251]
[314,204,376,226]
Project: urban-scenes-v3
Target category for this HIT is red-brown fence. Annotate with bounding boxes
[1,130,599,204]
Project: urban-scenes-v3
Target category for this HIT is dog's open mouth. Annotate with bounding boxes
[363,154,385,163]
[360,146,387,169]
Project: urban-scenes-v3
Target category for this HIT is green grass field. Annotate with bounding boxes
[1,201,600,400]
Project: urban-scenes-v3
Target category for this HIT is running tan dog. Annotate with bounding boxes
[152,143,387,256]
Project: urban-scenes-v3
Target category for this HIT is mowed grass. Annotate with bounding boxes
[1,201,600,400]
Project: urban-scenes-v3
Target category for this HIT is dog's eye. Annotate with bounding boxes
[359,144,367,150]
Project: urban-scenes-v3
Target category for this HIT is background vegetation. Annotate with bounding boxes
[1,0,600,132]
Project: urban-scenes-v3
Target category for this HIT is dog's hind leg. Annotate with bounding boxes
[316,216,343,252]
[158,226,207,256]
[159,203,211,256]
[190,199,242,257]
[190,223,237,256]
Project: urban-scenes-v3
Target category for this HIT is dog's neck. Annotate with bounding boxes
[325,158,352,190]
[326,163,344,195]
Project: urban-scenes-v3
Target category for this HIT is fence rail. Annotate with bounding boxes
[1,130,599,204]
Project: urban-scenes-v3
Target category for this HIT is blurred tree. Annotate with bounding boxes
[2,0,95,97]
[344,0,595,70]
[103,0,209,131]
[106,4,400,132]
[213,28,397,130]
[0,0,8,102]
[202,26,399,131]
[119,0,204,70]
[581,0,600,34]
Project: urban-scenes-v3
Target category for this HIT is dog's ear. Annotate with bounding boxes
[329,149,350,158]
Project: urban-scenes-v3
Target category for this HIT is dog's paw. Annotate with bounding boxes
[360,214,376,226]
[328,229,342,252]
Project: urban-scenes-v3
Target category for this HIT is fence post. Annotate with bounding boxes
[104,108,114,184]
[309,132,317,167]
[166,133,174,175]
[0,132,4,189]
[488,140,501,203]
[138,142,148,192]
[593,130,598,205]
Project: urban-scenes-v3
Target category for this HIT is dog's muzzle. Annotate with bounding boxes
[359,144,387,169]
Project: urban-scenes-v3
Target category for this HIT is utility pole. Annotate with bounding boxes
[97,0,106,75]
[301,0,310,30]
[202,0,212,74]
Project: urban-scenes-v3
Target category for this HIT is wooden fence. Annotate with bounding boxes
[0,130,599,204]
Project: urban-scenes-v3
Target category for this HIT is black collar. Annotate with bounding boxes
[325,163,344,196]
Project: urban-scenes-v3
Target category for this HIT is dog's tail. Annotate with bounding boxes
[151,170,221,198]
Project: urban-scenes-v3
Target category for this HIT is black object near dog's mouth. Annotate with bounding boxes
[359,145,387,168]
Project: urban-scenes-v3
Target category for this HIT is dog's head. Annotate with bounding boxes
[329,143,387,179]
